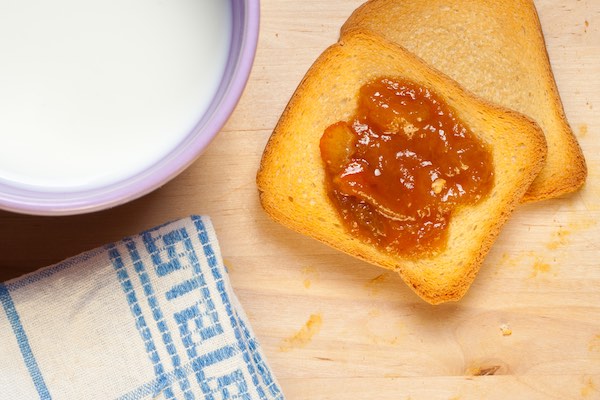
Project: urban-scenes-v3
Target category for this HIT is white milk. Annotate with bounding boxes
[0,0,231,190]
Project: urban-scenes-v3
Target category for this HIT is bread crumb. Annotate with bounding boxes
[499,252,518,267]
[280,314,323,351]
[578,124,588,138]
[500,324,512,336]
[302,266,318,288]
[530,260,551,278]
[589,334,600,352]
[581,376,597,397]
[546,226,571,250]
[546,219,596,250]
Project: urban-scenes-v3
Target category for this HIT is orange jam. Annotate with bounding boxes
[320,77,494,255]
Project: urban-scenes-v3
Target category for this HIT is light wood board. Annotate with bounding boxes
[0,1,599,398]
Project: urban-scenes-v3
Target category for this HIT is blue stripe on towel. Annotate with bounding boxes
[128,236,194,399]
[0,283,51,400]
[108,245,175,400]
[191,216,271,400]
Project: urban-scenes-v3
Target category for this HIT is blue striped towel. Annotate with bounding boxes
[0,215,284,400]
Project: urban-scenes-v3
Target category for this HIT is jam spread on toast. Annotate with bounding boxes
[320,77,494,255]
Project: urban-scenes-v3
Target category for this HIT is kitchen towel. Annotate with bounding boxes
[0,215,284,400]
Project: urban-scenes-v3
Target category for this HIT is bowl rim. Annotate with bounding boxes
[0,0,260,216]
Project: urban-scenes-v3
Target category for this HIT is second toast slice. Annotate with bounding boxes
[341,0,586,202]
[257,30,547,304]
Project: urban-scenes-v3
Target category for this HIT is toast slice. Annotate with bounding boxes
[341,0,586,202]
[257,30,547,304]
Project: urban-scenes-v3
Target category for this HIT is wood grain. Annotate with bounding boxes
[1,1,599,398]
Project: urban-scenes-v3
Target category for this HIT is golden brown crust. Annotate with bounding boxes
[341,0,586,202]
[257,30,547,304]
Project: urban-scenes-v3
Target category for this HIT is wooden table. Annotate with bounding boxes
[1,1,599,398]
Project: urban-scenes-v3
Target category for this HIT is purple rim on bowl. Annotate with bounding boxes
[0,0,260,216]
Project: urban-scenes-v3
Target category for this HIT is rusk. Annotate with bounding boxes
[257,30,547,304]
[341,0,586,202]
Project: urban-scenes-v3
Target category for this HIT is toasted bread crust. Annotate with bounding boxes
[257,30,547,304]
[341,0,586,202]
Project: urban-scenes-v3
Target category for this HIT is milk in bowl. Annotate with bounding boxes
[0,0,233,191]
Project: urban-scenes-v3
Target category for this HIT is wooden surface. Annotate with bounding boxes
[1,1,599,398]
